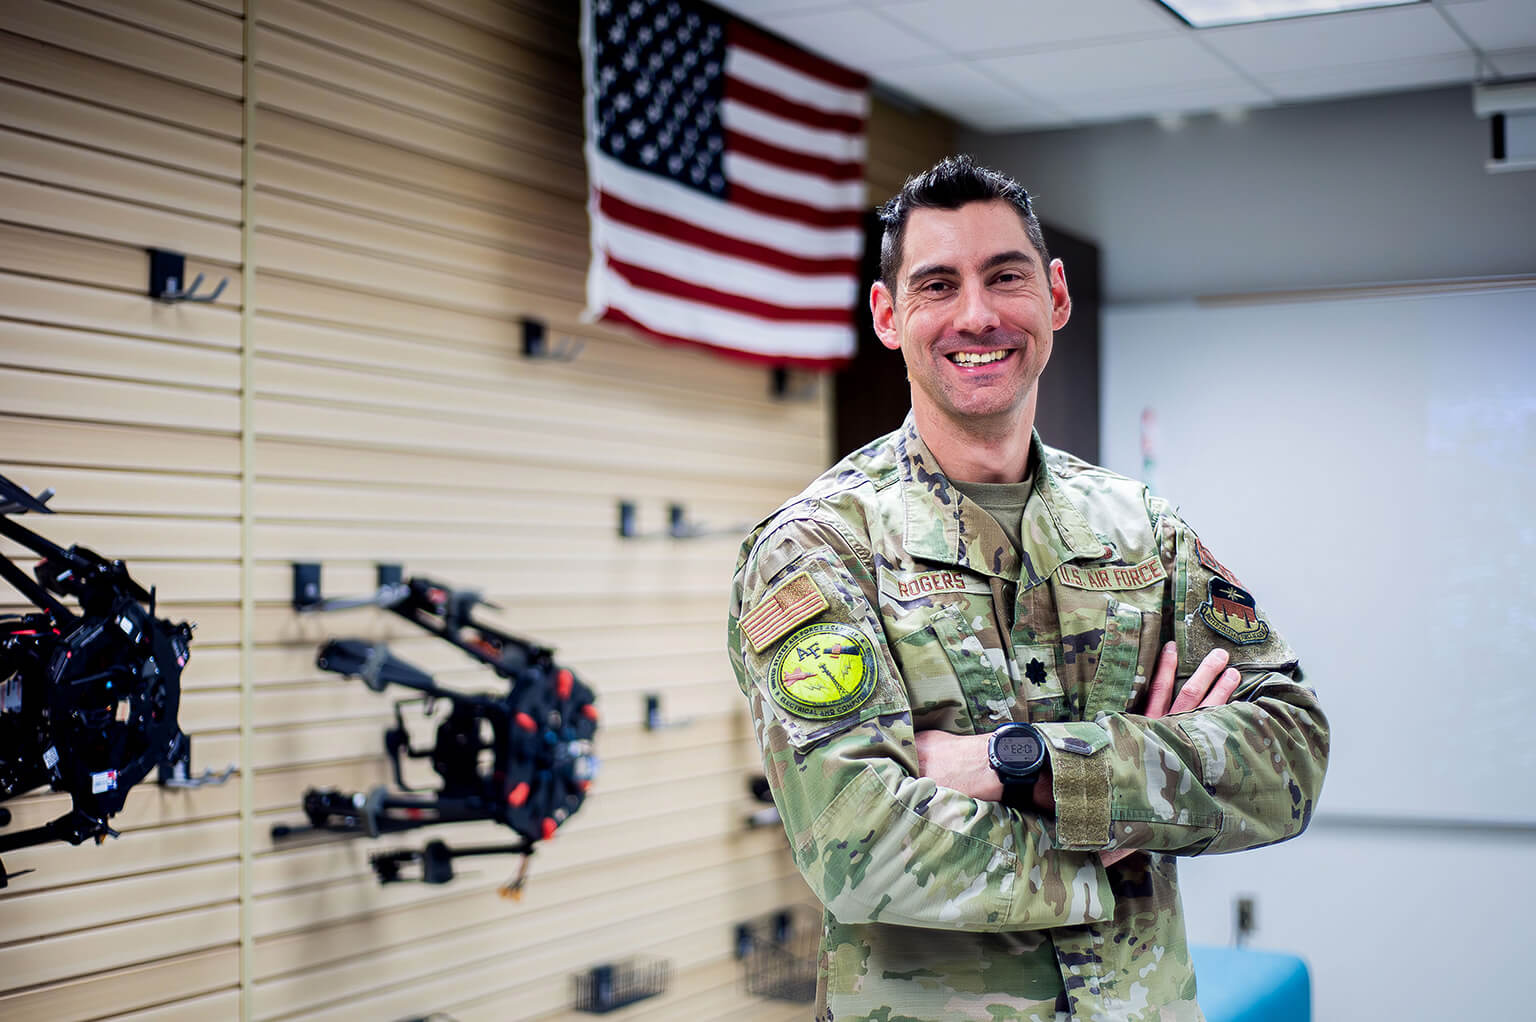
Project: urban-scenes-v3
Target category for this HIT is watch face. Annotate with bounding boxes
[997,734,1042,766]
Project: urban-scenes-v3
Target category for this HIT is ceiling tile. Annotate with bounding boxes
[880,60,1073,127]
[1199,5,1470,73]
[879,0,1180,56]
[1436,0,1536,52]
[976,33,1242,94]
[709,0,857,19]
[1256,51,1480,101]
[747,5,943,68]
[1486,46,1536,76]
[1056,78,1275,122]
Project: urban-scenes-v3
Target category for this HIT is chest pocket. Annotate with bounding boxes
[1085,598,1144,719]
[888,594,1013,735]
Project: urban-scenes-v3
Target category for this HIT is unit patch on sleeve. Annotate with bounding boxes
[1197,578,1270,645]
[768,622,878,720]
[741,569,828,652]
[1194,535,1244,588]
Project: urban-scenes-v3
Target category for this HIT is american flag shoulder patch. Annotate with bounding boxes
[741,570,828,653]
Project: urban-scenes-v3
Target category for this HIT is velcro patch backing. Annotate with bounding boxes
[741,570,828,652]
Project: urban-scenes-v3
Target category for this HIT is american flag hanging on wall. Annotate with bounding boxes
[580,0,868,369]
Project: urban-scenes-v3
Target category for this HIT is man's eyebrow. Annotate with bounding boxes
[981,249,1038,272]
[903,262,956,287]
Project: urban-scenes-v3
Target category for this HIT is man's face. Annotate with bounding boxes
[871,200,1071,432]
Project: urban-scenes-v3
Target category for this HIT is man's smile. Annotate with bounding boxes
[946,348,1015,367]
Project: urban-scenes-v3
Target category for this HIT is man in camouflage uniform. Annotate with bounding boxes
[726,156,1329,1022]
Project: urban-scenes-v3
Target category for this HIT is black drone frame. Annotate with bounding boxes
[0,474,217,888]
[271,565,598,893]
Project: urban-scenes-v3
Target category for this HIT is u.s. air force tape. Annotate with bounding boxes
[768,622,877,720]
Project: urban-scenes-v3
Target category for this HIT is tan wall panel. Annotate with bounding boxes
[254,25,581,150]
[0,127,242,223]
[0,32,243,139]
[0,367,240,432]
[0,321,241,390]
[317,0,580,72]
[0,272,241,347]
[113,988,243,1022]
[250,479,611,528]
[0,0,243,97]
[252,270,521,347]
[0,416,240,473]
[0,463,241,516]
[247,398,815,485]
[180,688,243,731]
[255,105,584,204]
[281,866,801,1022]
[248,437,803,509]
[259,0,581,127]
[0,948,238,1022]
[71,0,244,56]
[0,217,240,301]
[0,861,238,945]
[254,229,583,313]
[0,903,239,993]
[0,79,241,181]
[254,191,584,285]
[254,68,581,190]
[250,315,818,431]
[253,148,586,257]
[249,357,826,463]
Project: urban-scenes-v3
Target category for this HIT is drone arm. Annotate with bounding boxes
[0,517,75,622]
[0,809,114,855]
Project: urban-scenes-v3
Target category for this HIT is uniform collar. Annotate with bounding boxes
[896,415,1104,587]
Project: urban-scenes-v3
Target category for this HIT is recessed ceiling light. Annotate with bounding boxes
[1156,0,1421,29]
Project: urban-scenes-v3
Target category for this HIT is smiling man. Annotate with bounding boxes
[727,156,1329,1022]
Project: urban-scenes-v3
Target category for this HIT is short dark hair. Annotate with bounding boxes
[877,154,1049,291]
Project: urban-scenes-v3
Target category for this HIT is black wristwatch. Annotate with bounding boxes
[988,722,1048,810]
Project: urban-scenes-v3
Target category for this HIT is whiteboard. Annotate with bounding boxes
[1100,285,1536,824]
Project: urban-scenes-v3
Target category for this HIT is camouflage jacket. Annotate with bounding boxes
[727,416,1329,1022]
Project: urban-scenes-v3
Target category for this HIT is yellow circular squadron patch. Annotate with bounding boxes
[768,622,877,720]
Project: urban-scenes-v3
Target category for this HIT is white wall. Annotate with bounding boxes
[964,87,1536,1022]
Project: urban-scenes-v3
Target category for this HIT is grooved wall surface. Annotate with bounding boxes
[0,2,954,1019]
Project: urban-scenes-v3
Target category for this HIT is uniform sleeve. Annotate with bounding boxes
[729,513,1116,932]
[1038,506,1331,855]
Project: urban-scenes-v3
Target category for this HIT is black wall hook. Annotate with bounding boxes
[522,317,584,361]
[148,248,228,303]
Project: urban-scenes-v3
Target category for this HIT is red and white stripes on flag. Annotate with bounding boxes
[580,0,868,369]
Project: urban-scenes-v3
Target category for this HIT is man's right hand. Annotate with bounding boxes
[1099,642,1241,867]
[1139,641,1241,719]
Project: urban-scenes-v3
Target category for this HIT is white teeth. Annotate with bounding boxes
[951,350,1007,366]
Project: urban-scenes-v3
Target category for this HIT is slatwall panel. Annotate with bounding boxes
[0,0,247,1018]
[0,1,958,1019]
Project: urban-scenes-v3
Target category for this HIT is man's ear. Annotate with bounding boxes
[1049,258,1072,331]
[871,281,900,351]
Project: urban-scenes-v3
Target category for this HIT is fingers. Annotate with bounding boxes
[1200,666,1243,709]
[1141,640,1181,719]
[1169,647,1231,715]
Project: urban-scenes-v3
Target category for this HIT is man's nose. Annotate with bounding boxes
[952,282,1000,335]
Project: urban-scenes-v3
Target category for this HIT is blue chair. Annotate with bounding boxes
[1190,945,1311,1022]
